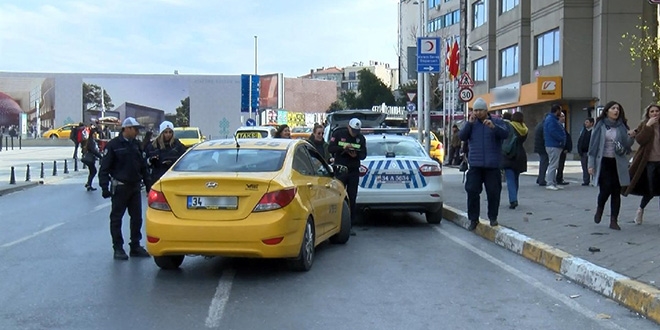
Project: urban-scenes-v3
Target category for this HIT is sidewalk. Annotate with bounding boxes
[442,160,660,324]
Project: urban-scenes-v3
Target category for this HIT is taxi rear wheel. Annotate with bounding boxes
[49,134,57,139]
[154,255,185,270]
[287,218,315,272]
[425,203,443,225]
[330,200,351,244]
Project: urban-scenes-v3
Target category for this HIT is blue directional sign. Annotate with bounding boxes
[416,37,441,73]
[241,74,260,113]
[245,118,256,126]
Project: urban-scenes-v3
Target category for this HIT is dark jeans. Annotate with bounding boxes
[640,161,660,209]
[465,167,502,222]
[109,184,144,250]
[536,152,548,185]
[338,171,360,225]
[580,153,590,184]
[597,157,621,218]
[86,163,97,187]
[72,142,80,159]
[447,145,461,165]
[556,151,567,183]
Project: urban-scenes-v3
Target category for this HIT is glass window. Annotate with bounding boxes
[173,149,286,172]
[473,0,487,29]
[305,146,332,177]
[500,0,519,14]
[348,72,356,80]
[500,44,519,78]
[174,130,199,139]
[536,29,560,67]
[366,139,426,157]
[292,147,316,176]
[473,57,487,82]
[453,10,460,23]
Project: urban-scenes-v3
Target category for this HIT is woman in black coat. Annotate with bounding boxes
[145,121,186,184]
[82,133,104,191]
[502,112,529,209]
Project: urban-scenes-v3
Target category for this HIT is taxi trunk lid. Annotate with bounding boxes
[158,173,276,221]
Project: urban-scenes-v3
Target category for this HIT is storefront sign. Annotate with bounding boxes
[537,76,562,99]
[490,83,520,107]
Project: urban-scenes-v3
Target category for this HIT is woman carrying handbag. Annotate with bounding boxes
[81,132,104,191]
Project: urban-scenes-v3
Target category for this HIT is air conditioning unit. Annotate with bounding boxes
[436,4,441,10]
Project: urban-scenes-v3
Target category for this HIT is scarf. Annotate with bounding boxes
[603,117,622,129]
[510,121,528,136]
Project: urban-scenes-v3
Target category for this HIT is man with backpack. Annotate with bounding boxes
[70,123,84,159]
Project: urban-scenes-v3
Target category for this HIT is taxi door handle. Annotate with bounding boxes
[324,183,332,188]
[307,183,313,188]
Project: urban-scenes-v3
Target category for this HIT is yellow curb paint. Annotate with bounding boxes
[522,240,571,273]
[613,279,660,323]
[475,222,497,242]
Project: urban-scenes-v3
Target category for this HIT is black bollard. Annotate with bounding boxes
[64,159,69,174]
[26,164,30,181]
[19,136,21,150]
[10,136,13,150]
[74,158,78,172]
[9,166,16,184]
[52,160,57,176]
[40,162,44,179]
[4,136,7,151]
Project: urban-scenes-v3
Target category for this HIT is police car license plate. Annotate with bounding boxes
[236,132,262,138]
[377,174,410,183]
[187,196,238,209]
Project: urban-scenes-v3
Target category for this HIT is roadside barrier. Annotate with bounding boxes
[25,165,30,182]
[9,166,16,184]
[52,161,57,176]
[40,162,44,179]
[74,159,78,172]
[64,160,69,174]
[5,158,85,186]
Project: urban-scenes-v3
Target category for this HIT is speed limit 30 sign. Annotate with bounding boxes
[459,87,474,102]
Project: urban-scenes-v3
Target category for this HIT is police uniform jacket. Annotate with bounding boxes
[327,128,367,170]
[98,135,150,190]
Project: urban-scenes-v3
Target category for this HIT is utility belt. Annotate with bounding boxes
[110,178,140,194]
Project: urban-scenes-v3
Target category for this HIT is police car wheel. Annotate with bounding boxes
[287,218,315,272]
[330,200,351,244]
[154,255,185,270]
[425,204,443,225]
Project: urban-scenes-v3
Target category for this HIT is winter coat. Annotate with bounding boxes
[146,138,186,183]
[543,113,566,148]
[458,114,509,169]
[501,121,528,173]
[577,127,592,155]
[307,136,331,162]
[587,119,635,187]
[563,131,573,153]
[623,120,660,197]
[533,121,546,154]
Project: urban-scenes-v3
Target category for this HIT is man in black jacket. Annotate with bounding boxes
[556,111,572,185]
[328,118,367,230]
[577,117,594,186]
[533,121,548,186]
[98,117,151,260]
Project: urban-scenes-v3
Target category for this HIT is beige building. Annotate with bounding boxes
[342,61,396,92]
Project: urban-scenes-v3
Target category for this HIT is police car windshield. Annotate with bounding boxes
[366,140,426,157]
[173,149,286,172]
[174,130,199,139]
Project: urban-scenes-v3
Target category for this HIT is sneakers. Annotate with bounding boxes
[129,245,150,257]
[634,208,644,225]
[467,221,479,231]
[546,185,559,191]
[509,201,518,209]
[113,249,129,260]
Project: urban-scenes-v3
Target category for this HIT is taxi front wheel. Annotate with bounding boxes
[154,255,185,270]
[330,200,351,244]
[287,218,315,272]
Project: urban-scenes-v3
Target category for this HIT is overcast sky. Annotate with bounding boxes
[0,0,399,78]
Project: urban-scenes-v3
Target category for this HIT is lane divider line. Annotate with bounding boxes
[205,269,236,328]
[1,222,65,248]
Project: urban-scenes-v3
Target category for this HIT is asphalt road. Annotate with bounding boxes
[0,175,657,330]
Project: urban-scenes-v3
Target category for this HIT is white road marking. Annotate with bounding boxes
[90,202,112,213]
[1,223,65,248]
[433,226,629,330]
[205,269,236,328]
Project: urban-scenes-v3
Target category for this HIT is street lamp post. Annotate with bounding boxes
[416,0,424,144]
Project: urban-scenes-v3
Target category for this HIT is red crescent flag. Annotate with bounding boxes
[450,39,460,79]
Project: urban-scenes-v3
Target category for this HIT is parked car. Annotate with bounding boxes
[145,138,351,271]
[356,129,443,224]
[324,110,387,142]
[173,127,205,148]
[408,130,445,164]
[42,124,77,139]
[290,126,313,139]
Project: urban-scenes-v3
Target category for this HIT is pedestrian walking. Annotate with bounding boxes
[458,98,509,230]
[577,117,595,186]
[307,123,331,163]
[98,117,152,260]
[328,118,367,232]
[556,110,572,185]
[81,132,103,191]
[70,122,84,159]
[501,112,528,209]
[543,104,567,191]
[534,121,548,186]
[145,121,186,183]
[446,124,461,165]
[587,101,635,230]
[275,124,291,139]
[623,103,660,225]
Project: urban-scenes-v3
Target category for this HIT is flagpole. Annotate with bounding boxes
[442,37,448,154]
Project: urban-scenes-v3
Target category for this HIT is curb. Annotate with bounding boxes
[442,204,660,324]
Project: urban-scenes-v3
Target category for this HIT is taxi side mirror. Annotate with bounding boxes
[331,164,348,176]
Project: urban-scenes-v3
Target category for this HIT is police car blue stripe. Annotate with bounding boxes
[367,160,384,188]
[395,160,411,189]
[413,160,427,187]
[359,160,373,188]
[404,160,419,188]
[376,160,393,189]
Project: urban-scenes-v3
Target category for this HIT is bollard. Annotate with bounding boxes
[26,164,30,181]
[74,158,78,172]
[4,136,7,151]
[19,136,21,150]
[0,134,2,152]
[40,162,44,179]
[52,160,57,176]
[9,166,16,184]
[64,159,69,174]
[10,136,13,150]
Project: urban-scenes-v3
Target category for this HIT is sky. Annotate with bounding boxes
[0,0,399,78]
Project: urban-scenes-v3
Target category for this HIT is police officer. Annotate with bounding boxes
[328,118,367,231]
[98,117,151,260]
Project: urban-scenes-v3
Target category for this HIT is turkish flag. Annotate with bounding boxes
[445,40,452,78]
[450,39,460,79]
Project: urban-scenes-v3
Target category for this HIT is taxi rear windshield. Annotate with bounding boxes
[173,149,285,172]
[235,130,268,138]
[174,130,200,139]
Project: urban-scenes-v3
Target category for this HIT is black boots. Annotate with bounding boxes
[594,206,604,224]
[609,216,621,230]
[114,249,129,260]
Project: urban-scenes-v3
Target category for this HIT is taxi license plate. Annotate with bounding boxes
[377,174,410,183]
[236,132,262,138]
[187,196,238,209]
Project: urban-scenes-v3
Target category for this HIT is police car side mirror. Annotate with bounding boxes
[332,164,348,176]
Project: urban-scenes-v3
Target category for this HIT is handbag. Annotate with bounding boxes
[459,158,468,172]
[81,151,95,166]
[613,140,627,156]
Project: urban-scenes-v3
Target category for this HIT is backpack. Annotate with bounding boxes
[77,127,90,143]
[501,124,518,159]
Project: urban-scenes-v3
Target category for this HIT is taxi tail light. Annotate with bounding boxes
[254,187,297,212]
[436,143,442,150]
[148,190,171,211]
[359,165,368,177]
[419,164,442,176]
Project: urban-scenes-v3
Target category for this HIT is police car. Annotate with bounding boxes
[324,110,387,143]
[356,128,443,224]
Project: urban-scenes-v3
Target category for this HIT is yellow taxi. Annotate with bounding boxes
[290,126,312,139]
[408,130,444,164]
[173,127,205,148]
[42,124,78,139]
[145,138,351,271]
[234,126,276,139]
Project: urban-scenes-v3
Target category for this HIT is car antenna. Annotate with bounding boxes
[233,133,240,162]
